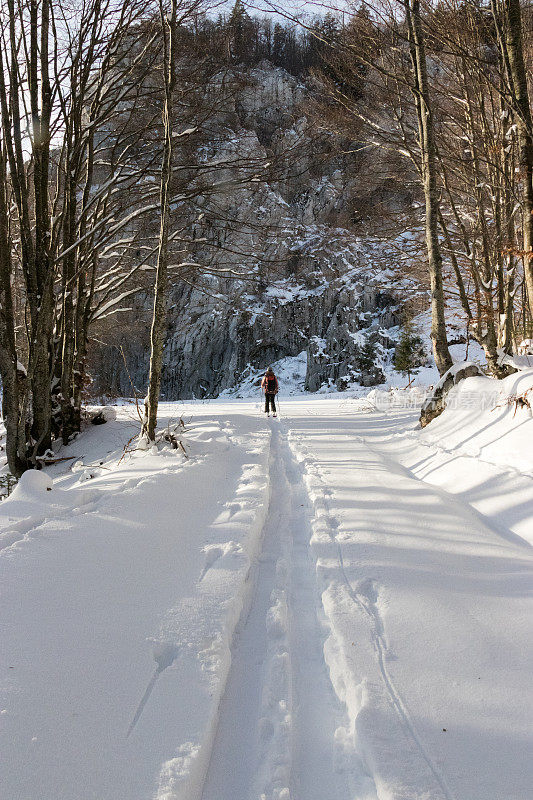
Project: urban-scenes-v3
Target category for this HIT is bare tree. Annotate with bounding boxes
[0,0,55,467]
[403,0,453,374]
[0,132,28,475]
[491,0,533,322]
[142,0,180,441]
[0,0,157,473]
[289,2,454,374]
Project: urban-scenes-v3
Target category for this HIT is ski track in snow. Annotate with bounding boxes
[200,425,285,800]
[2,396,533,800]
[201,414,493,800]
[290,434,455,800]
[201,421,365,800]
[279,429,377,800]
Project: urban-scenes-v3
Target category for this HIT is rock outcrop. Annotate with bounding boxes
[419,363,485,427]
[91,61,417,399]
[161,271,399,398]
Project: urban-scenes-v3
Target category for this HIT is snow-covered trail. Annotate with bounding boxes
[284,402,533,800]
[200,401,533,800]
[200,424,287,800]
[279,428,374,800]
[0,407,272,800]
[1,396,532,800]
[202,421,367,800]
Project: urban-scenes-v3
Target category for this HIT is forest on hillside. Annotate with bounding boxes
[1,0,533,477]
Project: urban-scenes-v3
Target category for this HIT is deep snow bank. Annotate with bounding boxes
[416,368,533,472]
[0,402,271,800]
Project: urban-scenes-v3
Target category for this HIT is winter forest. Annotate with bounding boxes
[1,0,533,473]
[1,1,533,799]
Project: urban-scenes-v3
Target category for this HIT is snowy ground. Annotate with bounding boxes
[1,375,533,800]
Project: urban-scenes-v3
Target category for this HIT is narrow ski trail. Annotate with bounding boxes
[200,428,283,800]
[201,421,360,800]
[279,430,376,800]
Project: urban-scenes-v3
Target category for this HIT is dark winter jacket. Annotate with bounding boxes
[261,373,279,394]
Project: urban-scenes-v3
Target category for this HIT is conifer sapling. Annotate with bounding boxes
[394,320,426,386]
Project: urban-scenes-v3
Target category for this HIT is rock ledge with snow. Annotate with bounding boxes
[419,362,485,427]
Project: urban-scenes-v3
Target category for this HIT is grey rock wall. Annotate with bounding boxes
[90,60,415,400]
[159,269,399,398]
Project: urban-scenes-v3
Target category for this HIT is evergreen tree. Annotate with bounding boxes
[394,321,426,385]
[304,13,340,72]
[228,0,254,64]
[272,23,286,67]
[358,338,377,373]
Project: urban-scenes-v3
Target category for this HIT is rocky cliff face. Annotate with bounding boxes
[161,233,402,398]
[91,61,418,399]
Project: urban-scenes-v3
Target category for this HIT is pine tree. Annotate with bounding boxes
[394,321,426,385]
[228,0,253,64]
[358,338,377,373]
[272,23,286,67]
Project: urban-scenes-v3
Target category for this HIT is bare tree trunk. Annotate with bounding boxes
[28,0,53,457]
[59,120,80,444]
[405,0,453,376]
[0,142,29,477]
[142,0,177,441]
[0,0,54,463]
[438,209,472,322]
[492,0,533,323]
[460,60,506,375]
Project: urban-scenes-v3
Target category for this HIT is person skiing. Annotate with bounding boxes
[261,367,278,416]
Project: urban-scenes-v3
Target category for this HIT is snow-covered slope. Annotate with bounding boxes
[0,405,271,800]
[1,374,532,800]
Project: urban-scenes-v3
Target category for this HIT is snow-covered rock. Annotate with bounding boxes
[518,338,533,355]
[236,61,306,145]
[419,362,485,427]
[12,469,53,497]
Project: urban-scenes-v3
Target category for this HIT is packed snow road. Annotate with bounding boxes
[1,392,532,800]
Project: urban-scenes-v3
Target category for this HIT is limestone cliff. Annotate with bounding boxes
[91,61,419,399]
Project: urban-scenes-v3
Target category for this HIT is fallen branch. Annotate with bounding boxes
[492,388,533,416]
[117,434,139,465]
[161,418,189,457]
[38,456,78,466]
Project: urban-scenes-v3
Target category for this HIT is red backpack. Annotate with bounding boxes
[266,374,277,393]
